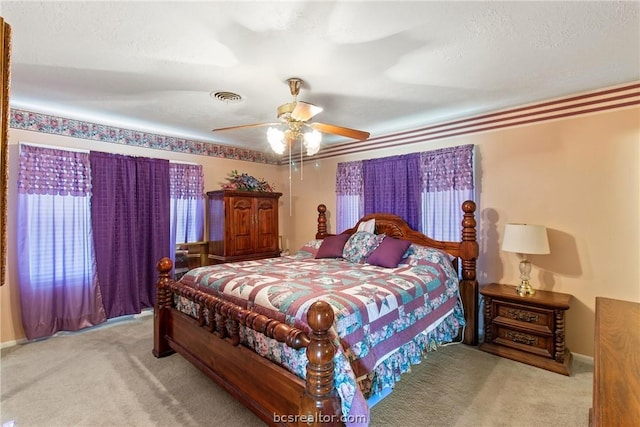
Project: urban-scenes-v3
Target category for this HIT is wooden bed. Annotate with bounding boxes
[153,201,478,426]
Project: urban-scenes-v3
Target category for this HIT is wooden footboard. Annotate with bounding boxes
[154,257,342,426]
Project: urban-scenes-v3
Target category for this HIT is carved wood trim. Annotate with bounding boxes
[315,204,328,239]
[0,19,10,287]
[504,308,540,323]
[505,331,539,346]
[156,257,311,350]
[554,309,566,363]
[483,296,493,343]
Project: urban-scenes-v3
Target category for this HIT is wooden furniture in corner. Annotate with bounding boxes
[206,190,282,264]
[590,297,640,427]
[176,241,209,269]
[479,283,572,375]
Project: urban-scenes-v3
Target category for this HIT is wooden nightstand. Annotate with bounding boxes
[479,283,573,375]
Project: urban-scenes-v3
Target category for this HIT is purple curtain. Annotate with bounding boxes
[89,152,170,318]
[17,144,107,340]
[362,153,421,230]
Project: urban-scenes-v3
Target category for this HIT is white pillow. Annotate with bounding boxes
[357,218,375,233]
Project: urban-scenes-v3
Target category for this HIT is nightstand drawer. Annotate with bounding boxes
[494,300,554,334]
[493,325,554,358]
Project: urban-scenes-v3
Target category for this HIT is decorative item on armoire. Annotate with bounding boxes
[220,170,275,192]
[501,223,550,296]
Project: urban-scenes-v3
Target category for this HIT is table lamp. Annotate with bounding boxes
[502,223,550,296]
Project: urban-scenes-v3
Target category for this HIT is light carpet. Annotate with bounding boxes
[0,314,592,427]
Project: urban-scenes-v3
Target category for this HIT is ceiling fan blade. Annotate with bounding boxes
[291,101,323,122]
[211,122,279,132]
[309,122,370,141]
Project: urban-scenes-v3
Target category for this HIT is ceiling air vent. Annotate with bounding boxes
[210,91,243,103]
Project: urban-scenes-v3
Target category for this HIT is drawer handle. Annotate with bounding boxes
[505,331,538,346]
[505,308,539,323]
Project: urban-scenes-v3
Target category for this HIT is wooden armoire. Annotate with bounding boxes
[206,190,282,264]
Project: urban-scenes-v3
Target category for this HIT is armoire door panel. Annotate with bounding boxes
[255,200,277,252]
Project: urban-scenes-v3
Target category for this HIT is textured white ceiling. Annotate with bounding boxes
[2,1,639,153]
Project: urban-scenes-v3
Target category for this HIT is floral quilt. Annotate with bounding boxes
[176,244,465,426]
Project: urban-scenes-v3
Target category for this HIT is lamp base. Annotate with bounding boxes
[516,280,536,296]
[516,259,535,296]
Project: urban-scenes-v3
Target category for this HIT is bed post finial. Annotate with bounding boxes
[153,257,175,358]
[301,301,342,426]
[459,200,479,346]
[316,204,328,239]
[460,200,478,281]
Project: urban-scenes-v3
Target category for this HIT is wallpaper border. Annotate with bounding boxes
[9,108,281,165]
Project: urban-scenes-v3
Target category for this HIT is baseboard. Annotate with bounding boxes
[0,337,28,350]
[134,309,154,319]
[571,352,594,366]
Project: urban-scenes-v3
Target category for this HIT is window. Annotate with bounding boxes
[170,162,204,246]
[17,143,106,339]
[336,145,474,241]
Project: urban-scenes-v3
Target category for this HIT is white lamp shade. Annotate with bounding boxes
[502,223,550,255]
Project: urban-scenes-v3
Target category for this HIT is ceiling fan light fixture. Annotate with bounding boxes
[214,77,368,157]
[267,127,285,154]
[303,129,321,156]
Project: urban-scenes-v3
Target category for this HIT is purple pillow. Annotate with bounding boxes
[367,237,412,268]
[315,233,351,259]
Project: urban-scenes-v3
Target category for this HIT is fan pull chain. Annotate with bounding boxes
[300,141,303,180]
[288,141,292,217]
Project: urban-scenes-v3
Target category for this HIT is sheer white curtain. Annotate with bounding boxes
[17,144,106,340]
[419,145,475,241]
[169,162,205,253]
[336,161,363,233]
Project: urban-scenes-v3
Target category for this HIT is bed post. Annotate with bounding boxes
[459,200,479,346]
[316,204,328,239]
[153,257,175,358]
[300,301,342,426]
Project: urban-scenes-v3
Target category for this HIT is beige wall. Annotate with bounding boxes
[3,105,639,358]
[286,106,640,357]
[1,130,284,345]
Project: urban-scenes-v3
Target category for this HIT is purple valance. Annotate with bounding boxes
[336,160,363,195]
[169,163,204,199]
[420,144,474,191]
[18,144,91,196]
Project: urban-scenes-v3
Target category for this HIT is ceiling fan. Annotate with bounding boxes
[211,78,370,155]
